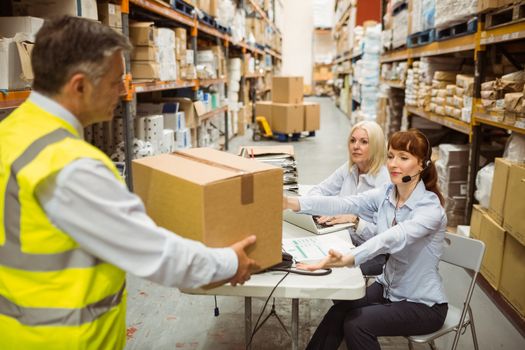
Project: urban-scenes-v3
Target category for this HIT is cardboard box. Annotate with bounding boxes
[488,158,512,225]
[97,1,122,28]
[132,46,159,61]
[255,101,273,127]
[0,33,34,90]
[272,76,304,104]
[170,98,206,129]
[271,103,304,134]
[499,235,525,318]
[503,163,525,246]
[303,102,320,131]
[0,16,44,37]
[479,213,506,290]
[470,204,486,240]
[129,22,157,46]
[132,148,283,271]
[131,61,160,80]
[11,0,98,20]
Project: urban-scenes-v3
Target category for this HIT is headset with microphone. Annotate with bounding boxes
[401,132,432,183]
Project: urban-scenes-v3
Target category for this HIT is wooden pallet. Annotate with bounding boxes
[436,17,477,41]
[486,2,525,29]
[407,28,435,48]
[173,0,194,17]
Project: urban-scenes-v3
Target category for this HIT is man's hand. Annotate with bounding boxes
[296,249,355,271]
[316,214,357,226]
[229,235,259,286]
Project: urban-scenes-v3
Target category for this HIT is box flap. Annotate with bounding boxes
[193,101,207,117]
[180,148,279,173]
[238,145,294,157]
[132,148,279,185]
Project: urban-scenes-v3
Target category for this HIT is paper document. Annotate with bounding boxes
[282,235,354,264]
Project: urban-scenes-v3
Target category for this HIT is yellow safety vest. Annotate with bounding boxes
[0,100,127,350]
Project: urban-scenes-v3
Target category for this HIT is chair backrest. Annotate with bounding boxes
[441,232,485,273]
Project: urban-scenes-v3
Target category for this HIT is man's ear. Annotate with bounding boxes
[66,73,88,96]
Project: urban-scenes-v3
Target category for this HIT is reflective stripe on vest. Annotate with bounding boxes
[0,128,123,326]
[0,282,125,326]
[0,128,102,271]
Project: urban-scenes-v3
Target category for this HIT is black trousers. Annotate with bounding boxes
[306,283,448,350]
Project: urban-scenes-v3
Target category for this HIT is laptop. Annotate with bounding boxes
[283,209,354,235]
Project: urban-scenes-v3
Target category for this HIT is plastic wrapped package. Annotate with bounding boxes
[392,8,408,48]
[503,133,525,162]
[435,0,477,28]
[474,162,494,209]
[421,0,435,31]
[216,0,235,28]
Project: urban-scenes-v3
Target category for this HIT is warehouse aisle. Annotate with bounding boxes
[125,97,524,350]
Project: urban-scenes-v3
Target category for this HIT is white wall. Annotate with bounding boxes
[279,0,314,86]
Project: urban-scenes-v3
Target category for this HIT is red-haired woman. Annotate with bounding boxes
[284,129,448,350]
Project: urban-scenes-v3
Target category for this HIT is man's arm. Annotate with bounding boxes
[36,158,255,289]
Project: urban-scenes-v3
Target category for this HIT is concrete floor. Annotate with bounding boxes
[125,97,525,349]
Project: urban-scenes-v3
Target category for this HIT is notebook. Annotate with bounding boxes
[283,209,354,235]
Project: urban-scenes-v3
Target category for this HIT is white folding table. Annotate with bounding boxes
[182,222,366,350]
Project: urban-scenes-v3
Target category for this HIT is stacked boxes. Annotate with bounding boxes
[97,1,122,32]
[470,158,525,316]
[455,74,474,122]
[436,144,469,226]
[480,71,525,123]
[429,71,457,115]
[130,22,177,81]
[254,77,320,134]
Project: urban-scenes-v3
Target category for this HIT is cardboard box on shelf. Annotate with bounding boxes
[488,158,513,226]
[271,103,304,134]
[499,234,525,318]
[131,46,159,61]
[129,22,157,46]
[0,16,44,37]
[272,76,304,104]
[0,33,34,90]
[132,148,283,271]
[503,163,525,246]
[97,1,122,29]
[255,101,273,127]
[170,98,206,129]
[131,61,160,80]
[469,204,486,240]
[303,102,320,131]
[11,0,98,20]
[479,213,506,290]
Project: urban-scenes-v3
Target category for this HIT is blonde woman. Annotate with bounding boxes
[308,121,389,274]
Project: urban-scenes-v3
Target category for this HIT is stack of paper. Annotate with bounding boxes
[282,235,354,264]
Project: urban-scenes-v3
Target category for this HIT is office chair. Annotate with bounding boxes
[407,232,485,350]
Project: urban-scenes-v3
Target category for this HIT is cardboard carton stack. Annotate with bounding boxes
[0,16,43,90]
[404,62,421,107]
[436,144,469,226]
[254,77,320,134]
[470,158,525,317]
[480,71,525,123]
[132,148,283,272]
[429,71,456,116]
[97,1,122,32]
[455,74,474,123]
[130,22,177,81]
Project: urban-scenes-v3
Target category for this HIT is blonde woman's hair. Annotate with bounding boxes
[348,121,386,176]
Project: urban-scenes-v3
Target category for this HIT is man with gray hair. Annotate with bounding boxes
[0,16,258,349]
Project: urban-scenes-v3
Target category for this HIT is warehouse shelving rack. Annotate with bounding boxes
[0,0,282,190]
[377,3,525,333]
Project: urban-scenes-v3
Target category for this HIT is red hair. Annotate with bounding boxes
[388,129,445,206]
